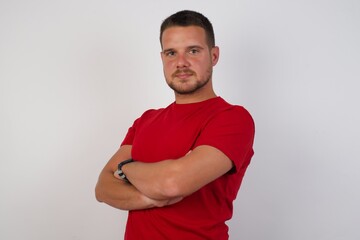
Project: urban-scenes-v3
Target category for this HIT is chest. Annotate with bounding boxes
[131,110,208,162]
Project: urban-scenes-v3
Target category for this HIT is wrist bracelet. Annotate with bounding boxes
[116,159,134,183]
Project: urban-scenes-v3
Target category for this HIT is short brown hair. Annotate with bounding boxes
[160,10,215,49]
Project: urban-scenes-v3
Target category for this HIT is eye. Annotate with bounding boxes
[188,48,200,55]
[164,50,176,57]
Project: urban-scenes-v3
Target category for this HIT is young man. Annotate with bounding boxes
[95,10,255,240]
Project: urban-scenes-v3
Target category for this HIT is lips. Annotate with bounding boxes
[172,70,195,79]
[176,73,192,79]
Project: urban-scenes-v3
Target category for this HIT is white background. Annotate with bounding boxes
[1,0,359,239]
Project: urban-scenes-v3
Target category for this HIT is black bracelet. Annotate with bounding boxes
[116,159,134,183]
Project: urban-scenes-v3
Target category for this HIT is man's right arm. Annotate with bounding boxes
[95,145,182,210]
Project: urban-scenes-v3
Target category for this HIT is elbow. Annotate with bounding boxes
[155,163,190,198]
[95,184,104,203]
[159,176,185,198]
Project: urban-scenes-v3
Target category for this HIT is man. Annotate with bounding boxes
[95,10,255,240]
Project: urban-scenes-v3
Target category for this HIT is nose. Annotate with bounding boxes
[176,53,190,69]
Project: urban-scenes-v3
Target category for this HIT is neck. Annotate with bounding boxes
[174,89,217,104]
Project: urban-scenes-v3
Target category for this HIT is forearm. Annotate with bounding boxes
[95,169,154,210]
[122,146,233,200]
[96,168,182,210]
[95,145,179,210]
[122,159,182,200]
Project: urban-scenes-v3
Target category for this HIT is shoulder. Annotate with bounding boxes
[134,102,174,123]
[139,109,160,118]
[230,106,254,125]
[213,98,254,127]
[137,103,172,119]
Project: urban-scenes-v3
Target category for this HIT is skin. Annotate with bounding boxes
[95,26,233,210]
[161,26,219,104]
[95,145,182,210]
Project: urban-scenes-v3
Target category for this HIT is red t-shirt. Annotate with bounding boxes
[121,97,255,240]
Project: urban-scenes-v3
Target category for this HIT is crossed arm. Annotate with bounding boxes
[95,144,233,210]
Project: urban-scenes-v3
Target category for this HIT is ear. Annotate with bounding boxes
[211,46,220,66]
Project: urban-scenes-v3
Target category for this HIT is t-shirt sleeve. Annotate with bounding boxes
[120,109,155,146]
[121,118,139,146]
[193,106,255,173]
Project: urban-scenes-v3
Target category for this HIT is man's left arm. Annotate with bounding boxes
[119,145,233,200]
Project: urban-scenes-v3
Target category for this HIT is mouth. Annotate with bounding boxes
[176,73,192,79]
[172,70,194,79]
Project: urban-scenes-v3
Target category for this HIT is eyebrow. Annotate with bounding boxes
[186,45,204,50]
[162,45,205,53]
[162,48,175,54]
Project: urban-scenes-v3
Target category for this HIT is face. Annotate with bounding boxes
[160,26,219,95]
